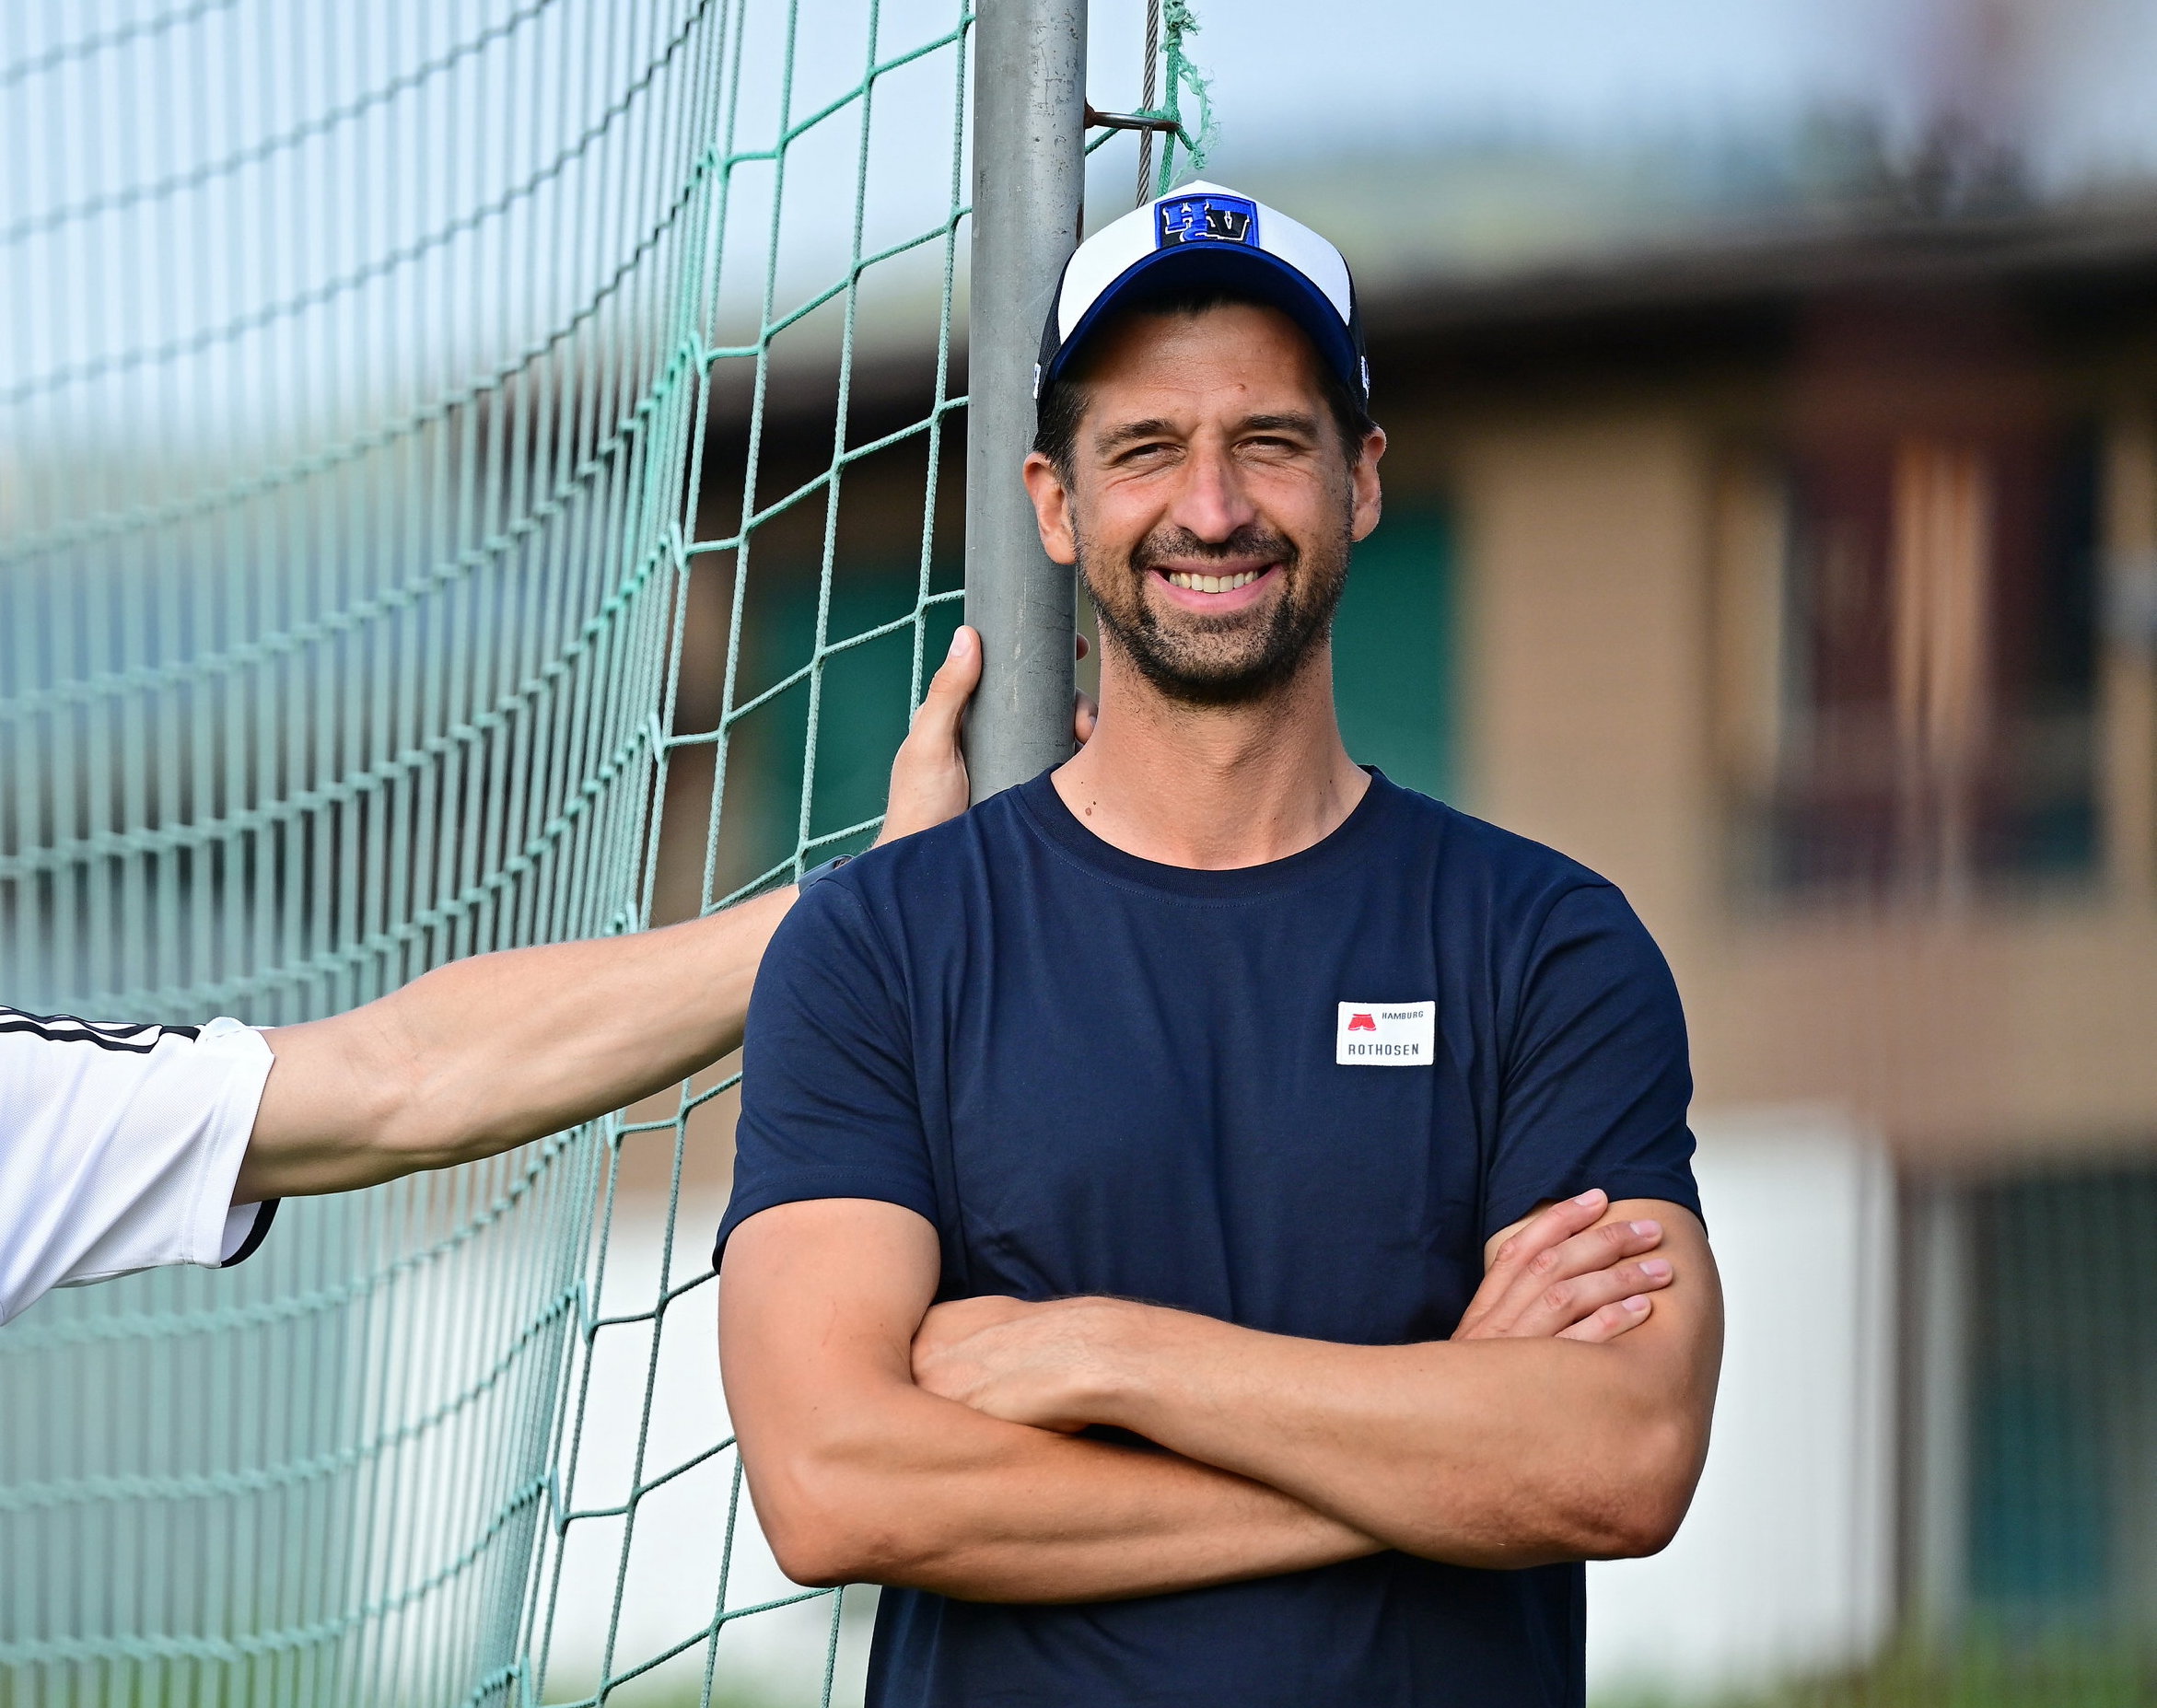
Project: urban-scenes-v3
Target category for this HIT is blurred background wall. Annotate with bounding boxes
[11,0,2157,1702]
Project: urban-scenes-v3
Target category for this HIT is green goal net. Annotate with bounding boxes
[0,3,1203,1705]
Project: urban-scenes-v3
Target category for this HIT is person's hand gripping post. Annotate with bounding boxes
[877,625,1099,844]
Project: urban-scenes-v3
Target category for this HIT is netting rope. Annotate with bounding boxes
[2,4,1207,1702]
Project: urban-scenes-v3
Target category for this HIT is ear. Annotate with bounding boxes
[1022,452,1079,566]
[1349,425,1387,543]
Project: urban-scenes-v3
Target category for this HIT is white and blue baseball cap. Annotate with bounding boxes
[1034,181,1369,406]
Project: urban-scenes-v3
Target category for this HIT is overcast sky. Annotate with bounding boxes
[1094,0,1874,146]
[17,0,2157,455]
[1088,0,2157,189]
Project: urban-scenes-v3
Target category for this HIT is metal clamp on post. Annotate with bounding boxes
[1084,103,1181,134]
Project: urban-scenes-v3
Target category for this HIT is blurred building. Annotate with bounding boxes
[1351,192,2157,1690]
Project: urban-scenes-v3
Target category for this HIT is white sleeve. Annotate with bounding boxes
[0,1011,277,1326]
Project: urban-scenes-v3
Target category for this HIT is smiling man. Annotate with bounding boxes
[717,183,1722,1708]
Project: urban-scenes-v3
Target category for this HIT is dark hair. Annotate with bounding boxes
[1032,280,1375,481]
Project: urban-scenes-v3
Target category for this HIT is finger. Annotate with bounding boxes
[1482,1191,1609,1284]
[1072,690,1099,746]
[910,625,982,738]
[1076,633,1090,661]
[1455,1192,1610,1338]
[1532,1218,1666,1288]
[1472,1216,1666,1338]
[1556,1295,1655,1345]
[1507,1254,1673,1340]
[1458,1190,1613,1337]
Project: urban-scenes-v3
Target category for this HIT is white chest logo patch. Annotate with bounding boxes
[1335,1001,1436,1066]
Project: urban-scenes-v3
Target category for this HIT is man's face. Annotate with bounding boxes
[1023,303,1384,706]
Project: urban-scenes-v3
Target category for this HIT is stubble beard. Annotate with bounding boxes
[1078,516,1351,708]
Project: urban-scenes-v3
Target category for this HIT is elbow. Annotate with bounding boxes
[1578,1492,1689,1562]
[764,1516,861,1590]
[335,1006,443,1169]
[747,1459,915,1590]
[767,1509,930,1592]
[354,975,534,1177]
[1569,1415,1705,1561]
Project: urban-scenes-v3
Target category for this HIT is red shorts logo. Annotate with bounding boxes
[1347,1013,1377,1031]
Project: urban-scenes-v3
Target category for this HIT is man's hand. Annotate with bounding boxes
[877,625,1099,843]
[1452,1189,1673,1344]
[911,1294,1125,1433]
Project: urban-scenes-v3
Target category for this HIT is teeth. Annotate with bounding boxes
[1165,570,1261,592]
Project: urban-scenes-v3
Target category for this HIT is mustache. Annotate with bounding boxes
[1130,523,1298,572]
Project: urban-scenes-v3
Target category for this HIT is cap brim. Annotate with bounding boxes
[1039,241,1361,401]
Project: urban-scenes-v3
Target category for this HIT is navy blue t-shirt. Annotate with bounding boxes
[719,769,1699,1708]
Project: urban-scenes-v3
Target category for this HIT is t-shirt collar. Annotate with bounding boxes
[1012,764,1402,900]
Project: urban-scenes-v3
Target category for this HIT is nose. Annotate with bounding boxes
[1168,435,1258,543]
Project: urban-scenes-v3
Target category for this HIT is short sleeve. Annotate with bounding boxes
[1482,885,1701,1240]
[0,1012,275,1325]
[714,881,939,1267]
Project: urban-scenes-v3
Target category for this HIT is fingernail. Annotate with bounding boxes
[1640,1259,1672,1282]
[1624,1296,1650,1312]
[1573,1190,1604,1208]
[946,627,965,659]
[1630,1220,1661,1237]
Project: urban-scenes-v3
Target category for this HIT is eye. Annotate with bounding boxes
[1113,439,1176,466]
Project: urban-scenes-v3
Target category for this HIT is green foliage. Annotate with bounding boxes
[1599,1640,2157,1708]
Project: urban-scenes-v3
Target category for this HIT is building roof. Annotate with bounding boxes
[1362,192,2157,379]
[721,192,2157,450]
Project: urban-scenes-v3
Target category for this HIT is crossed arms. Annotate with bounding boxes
[718,1189,1721,1603]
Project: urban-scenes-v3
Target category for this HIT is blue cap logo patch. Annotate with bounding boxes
[1155,192,1259,250]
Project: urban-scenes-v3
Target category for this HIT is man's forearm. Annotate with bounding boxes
[923,1205,1720,1569]
[1093,1313,1701,1567]
[739,1377,1379,1602]
[236,620,1032,1202]
[237,888,796,1199]
[719,1199,1379,1603]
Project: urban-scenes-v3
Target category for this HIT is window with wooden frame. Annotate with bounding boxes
[1714,380,2100,899]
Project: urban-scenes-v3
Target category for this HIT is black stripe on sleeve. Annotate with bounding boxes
[220,1200,280,1268]
[0,1008,199,1052]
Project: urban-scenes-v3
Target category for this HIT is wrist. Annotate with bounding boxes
[1063,1298,1185,1433]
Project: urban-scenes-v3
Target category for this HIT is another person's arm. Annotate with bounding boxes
[237,889,793,1200]
[0,627,1082,1326]
[719,1196,1382,1602]
[235,624,1080,1202]
[911,1196,1720,1570]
